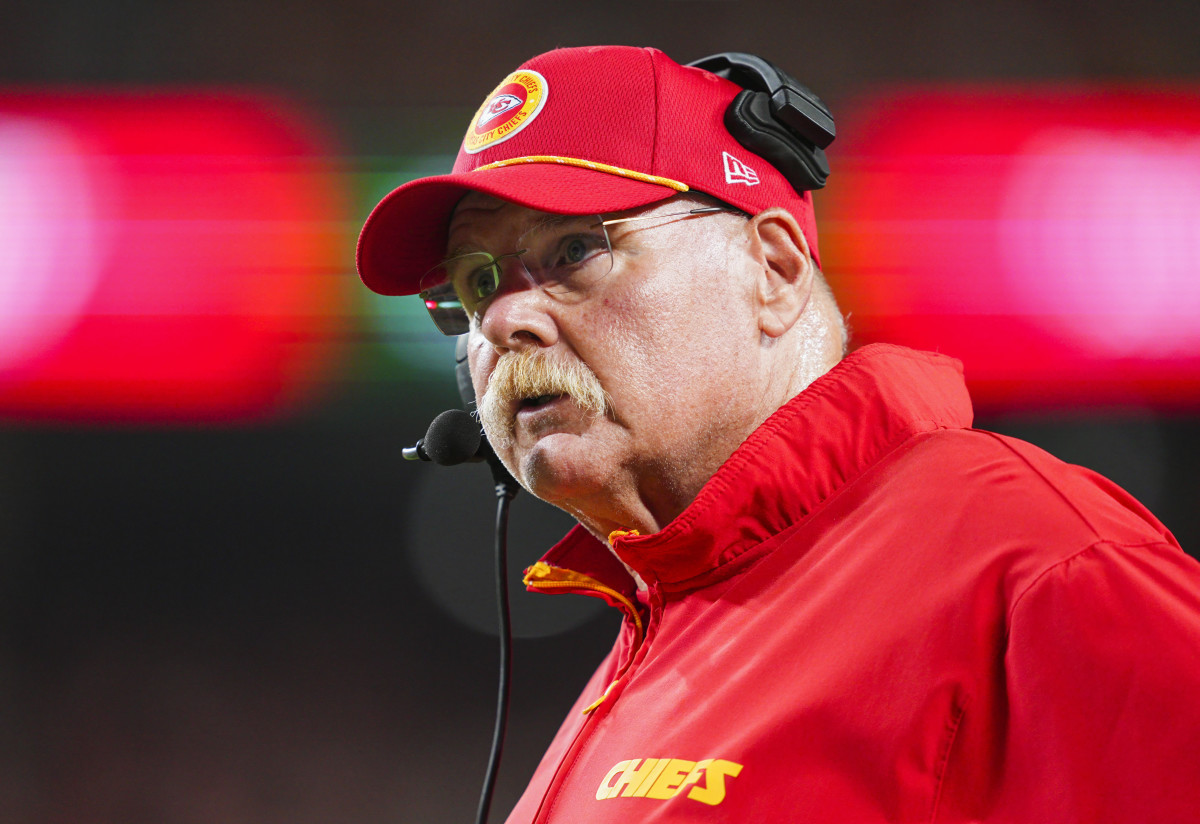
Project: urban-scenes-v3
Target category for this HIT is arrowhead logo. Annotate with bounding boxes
[478,94,525,127]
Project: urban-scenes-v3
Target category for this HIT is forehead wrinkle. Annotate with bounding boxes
[518,212,597,241]
[446,195,531,253]
[447,205,595,259]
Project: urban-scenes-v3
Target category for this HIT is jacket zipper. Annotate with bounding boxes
[524,564,646,714]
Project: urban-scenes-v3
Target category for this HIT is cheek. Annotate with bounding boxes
[620,264,751,354]
[593,289,672,387]
[589,284,708,406]
[619,279,759,428]
[467,337,493,401]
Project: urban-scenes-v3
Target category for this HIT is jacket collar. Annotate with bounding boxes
[533,344,974,598]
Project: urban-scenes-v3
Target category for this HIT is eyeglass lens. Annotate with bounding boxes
[419,215,615,335]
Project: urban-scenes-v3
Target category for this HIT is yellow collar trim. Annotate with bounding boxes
[473,156,689,192]
[523,561,645,644]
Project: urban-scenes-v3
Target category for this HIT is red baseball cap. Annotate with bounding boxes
[357,45,821,296]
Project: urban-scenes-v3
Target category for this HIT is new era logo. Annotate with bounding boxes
[723,152,759,186]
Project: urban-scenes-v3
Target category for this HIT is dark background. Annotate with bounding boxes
[2,2,1198,822]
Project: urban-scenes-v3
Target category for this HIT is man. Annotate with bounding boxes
[358,46,1200,822]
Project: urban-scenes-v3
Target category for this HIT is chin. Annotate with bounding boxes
[516,431,604,506]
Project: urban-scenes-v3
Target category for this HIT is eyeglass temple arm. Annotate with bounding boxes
[599,206,732,227]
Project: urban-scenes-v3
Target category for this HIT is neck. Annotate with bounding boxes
[573,334,843,542]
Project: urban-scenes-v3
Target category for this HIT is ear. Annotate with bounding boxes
[746,208,814,338]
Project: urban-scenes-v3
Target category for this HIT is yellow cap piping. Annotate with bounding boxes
[473,155,689,192]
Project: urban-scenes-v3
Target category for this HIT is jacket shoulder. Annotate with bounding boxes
[901,426,1176,549]
[825,426,1189,608]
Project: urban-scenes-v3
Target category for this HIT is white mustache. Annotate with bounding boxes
[477,350,611,447]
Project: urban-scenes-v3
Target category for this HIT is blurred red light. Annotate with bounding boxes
[0,92,348,423]
[820,86,1200,410]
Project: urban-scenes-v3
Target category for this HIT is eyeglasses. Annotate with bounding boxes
[419,205,738,335]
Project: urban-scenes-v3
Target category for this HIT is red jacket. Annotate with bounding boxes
[508,344,1200,823]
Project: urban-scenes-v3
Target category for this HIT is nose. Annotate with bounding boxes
[475,261,560,353]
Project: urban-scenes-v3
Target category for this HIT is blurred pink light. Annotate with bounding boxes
[1001,129,1200,357]
[0,92,349,423]
[0,116,109,372]
[822,86,1200,409]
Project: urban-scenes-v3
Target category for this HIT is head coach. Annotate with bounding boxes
[357,46,1200,823]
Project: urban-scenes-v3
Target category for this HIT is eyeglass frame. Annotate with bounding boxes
[418,203,744,336]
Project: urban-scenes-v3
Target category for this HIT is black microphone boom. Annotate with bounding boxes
[402,337,522,824]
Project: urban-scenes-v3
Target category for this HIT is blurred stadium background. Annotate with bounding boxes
[2,1,1198,821]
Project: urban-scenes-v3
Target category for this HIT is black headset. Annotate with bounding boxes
[686,52,835,192]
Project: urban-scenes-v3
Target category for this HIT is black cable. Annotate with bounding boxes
[476,481,517,824]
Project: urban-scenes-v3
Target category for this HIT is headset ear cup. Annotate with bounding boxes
[725,90,831,191]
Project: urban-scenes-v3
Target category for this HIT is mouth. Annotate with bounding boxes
[518,393,567,411]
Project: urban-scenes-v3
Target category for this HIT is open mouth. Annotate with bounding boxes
[519,393,565,410]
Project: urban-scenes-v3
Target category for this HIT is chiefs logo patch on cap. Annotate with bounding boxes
[464,70,548,155]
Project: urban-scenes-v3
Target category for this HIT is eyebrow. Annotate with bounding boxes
[444,241,487,260]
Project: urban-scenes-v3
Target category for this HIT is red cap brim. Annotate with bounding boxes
[356,163,679,296]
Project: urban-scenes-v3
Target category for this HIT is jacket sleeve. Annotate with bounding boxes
[995,540,1200,823]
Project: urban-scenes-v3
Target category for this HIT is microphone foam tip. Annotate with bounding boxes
[424,409,483,466]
